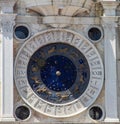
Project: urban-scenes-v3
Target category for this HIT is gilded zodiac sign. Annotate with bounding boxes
[32,58,46,67]
[73,86,79,93]
[31,77,42,84]
[36,87,52,98]
[46,91,52,99]
[79,64,84,69]
[70,52,78,60]
[37,87,47,93]
[59,48,68,53]
[56,93,69,102]
[32,66,39,72]
[48,46,56,54]
[40,51,45,57]
[47,91,52,95]
[37,59,46,67]
[80,75,84,83]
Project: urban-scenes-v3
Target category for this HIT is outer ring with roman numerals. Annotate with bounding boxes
[14,29,104,118]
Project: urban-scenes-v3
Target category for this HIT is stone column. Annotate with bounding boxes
[101,1,119,122]
[102,17,119,122]
[0,14,16,122]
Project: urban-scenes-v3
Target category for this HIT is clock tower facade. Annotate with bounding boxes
[0,0,120,123]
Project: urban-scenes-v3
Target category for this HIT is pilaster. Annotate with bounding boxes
[0,14,16,122]
[102,17,119,122]
[0,0,17,122]
[101,1,119,122]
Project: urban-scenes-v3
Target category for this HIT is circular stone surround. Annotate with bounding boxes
[87,26,103,43]
[14,24,30,41]
[14,29,104,118]
[88,105,105,121]
[15,105,31,121]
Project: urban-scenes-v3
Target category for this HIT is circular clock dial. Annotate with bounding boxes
[14,29,104,118]
[27,43,90,104]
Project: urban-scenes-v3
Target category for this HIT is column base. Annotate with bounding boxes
[104,118,119,122]
[0,117,15,122]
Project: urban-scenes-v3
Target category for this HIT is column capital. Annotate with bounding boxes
[0,0,17,13]
[100,1,119,16]
[0,14,17,34]
[101,1,119,9]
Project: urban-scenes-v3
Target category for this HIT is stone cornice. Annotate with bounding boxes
[15,15,120,28]
[15,15,101,27]
[42,16,100,27]
[101,16,119,22]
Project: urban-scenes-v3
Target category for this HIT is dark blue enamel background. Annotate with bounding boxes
[41,55,77,92]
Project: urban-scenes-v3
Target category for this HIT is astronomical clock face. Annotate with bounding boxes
[27,43,90,104]
[14,29,104,118]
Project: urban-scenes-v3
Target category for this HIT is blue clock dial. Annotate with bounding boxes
[27,43,90,104]
[41,55,77,92]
